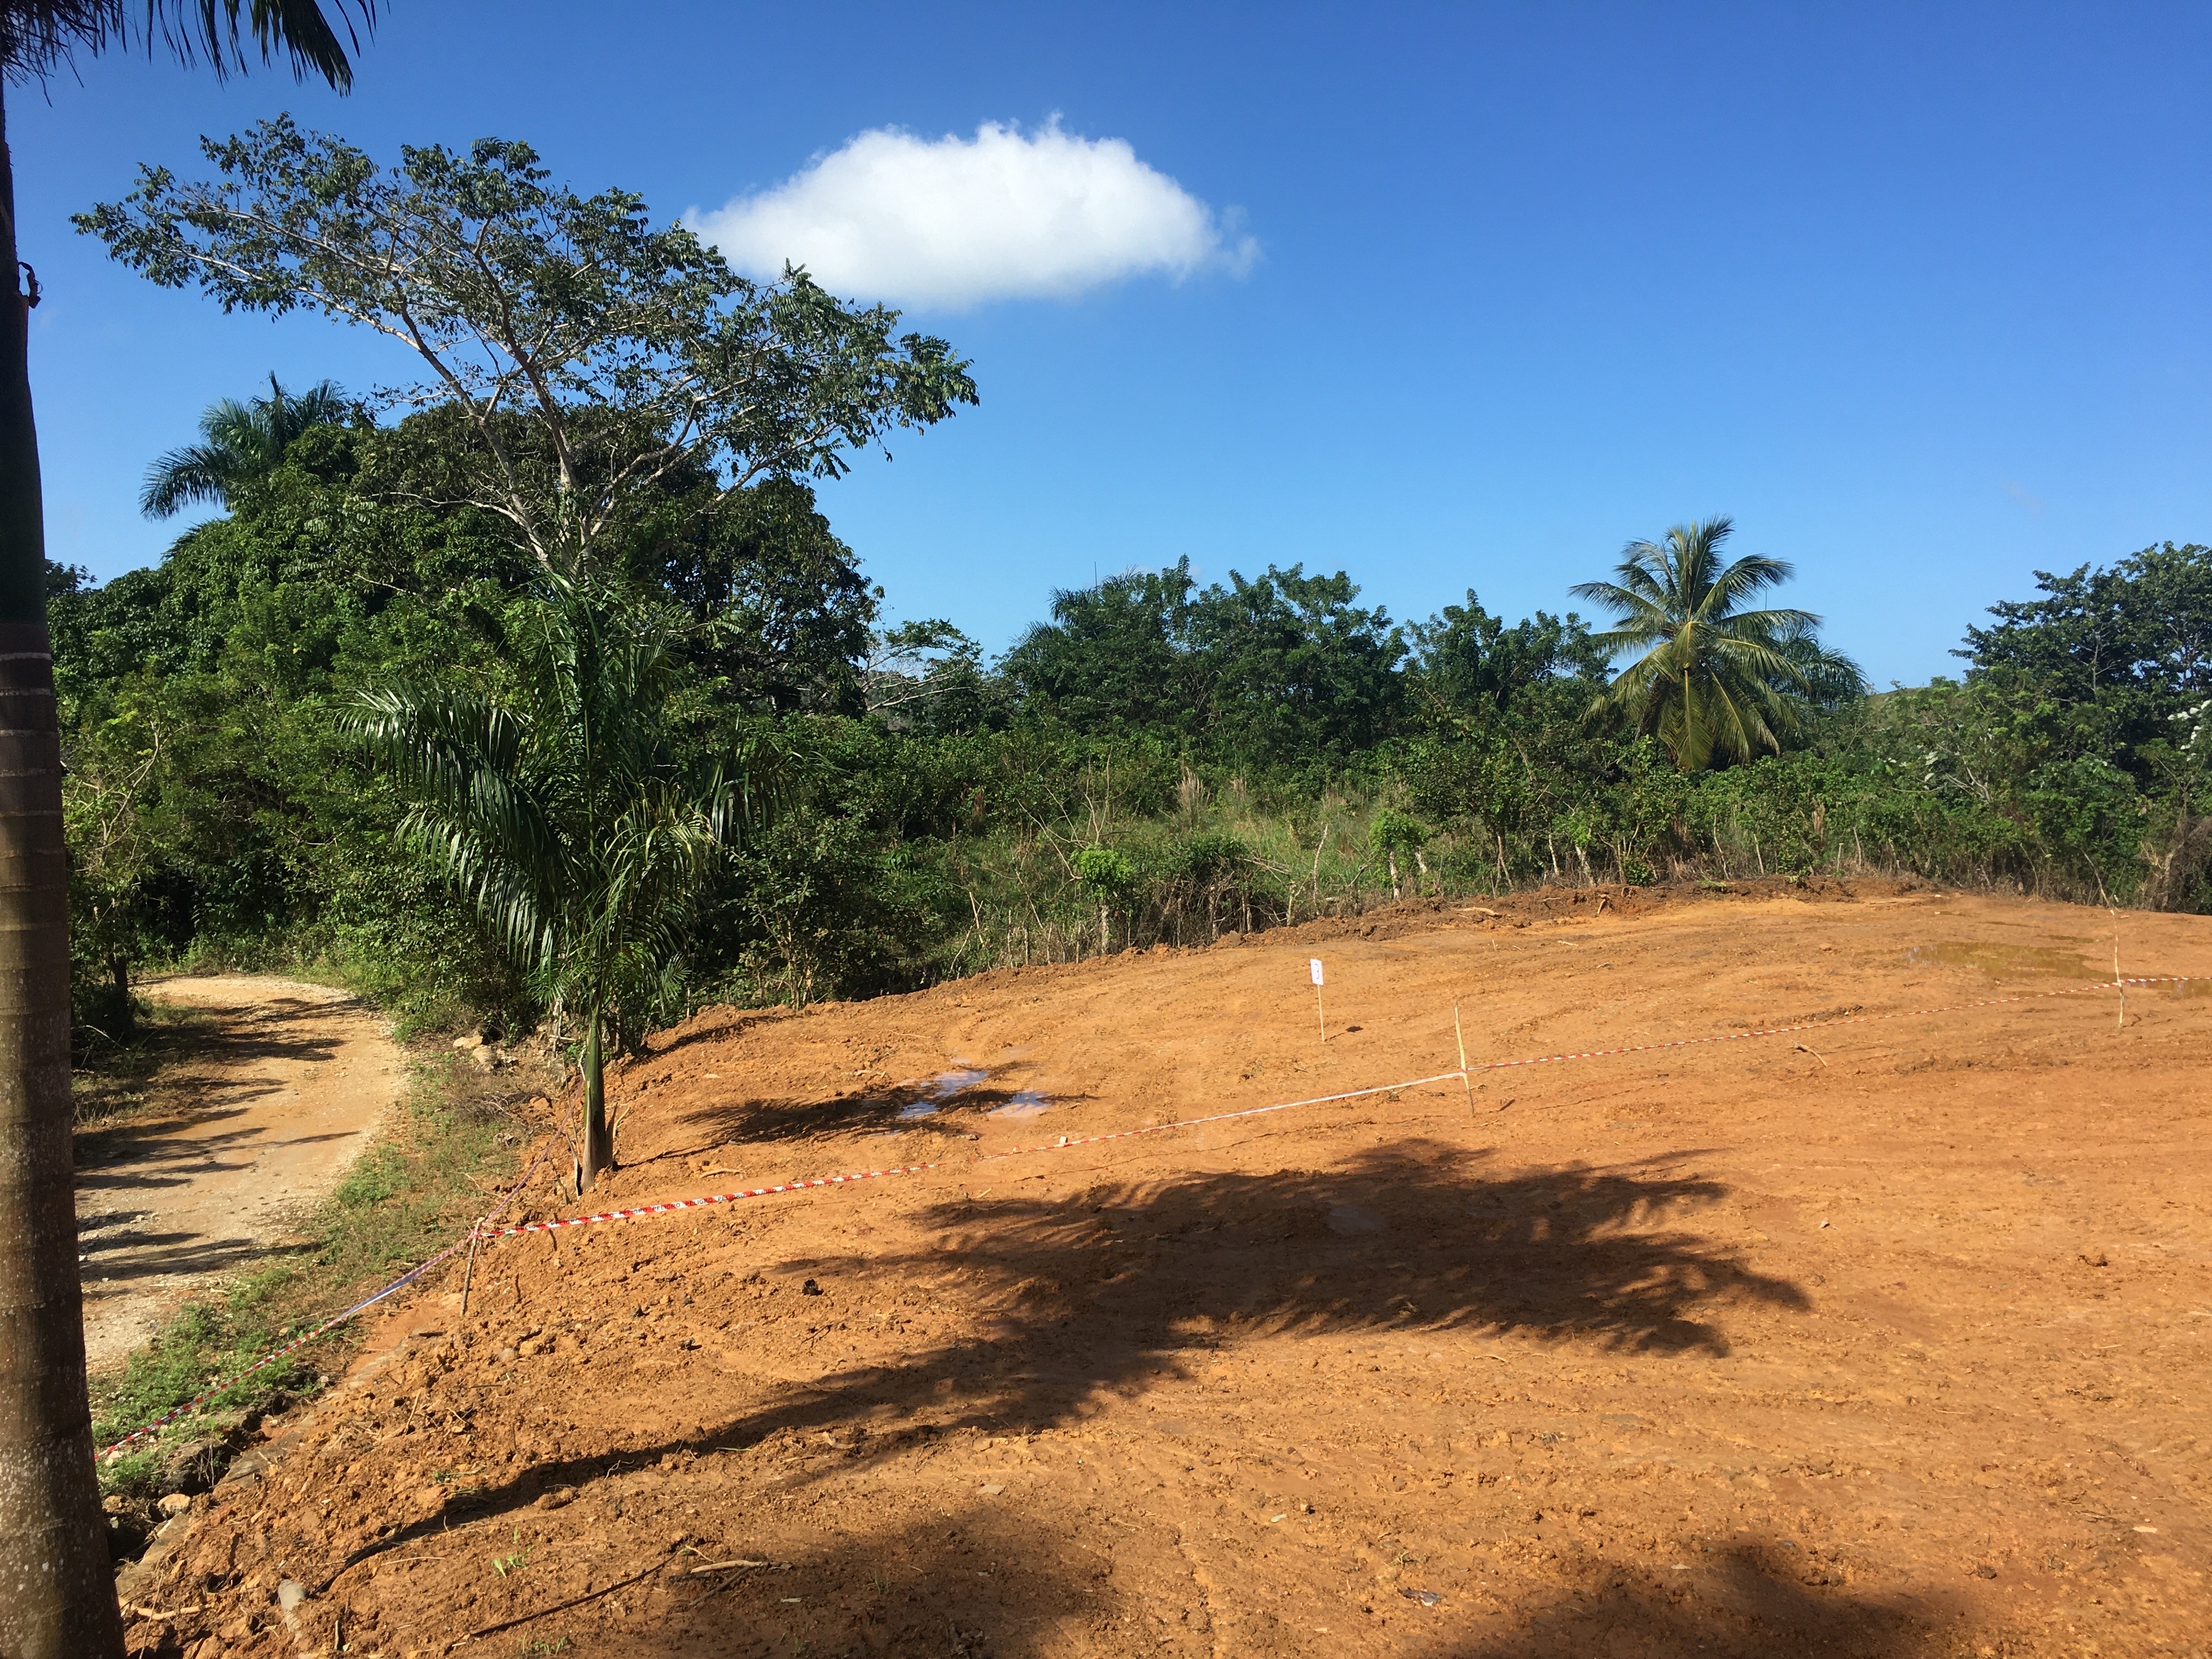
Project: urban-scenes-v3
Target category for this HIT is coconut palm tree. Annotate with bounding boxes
[0,9,374,1657]
[139,373,352,516]
[351,575,772,1194]
[1571,517,1858,770]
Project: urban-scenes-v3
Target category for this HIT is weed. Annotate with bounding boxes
[492,1525,531,1577]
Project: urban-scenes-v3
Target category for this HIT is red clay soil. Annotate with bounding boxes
[120,882,2212,1658]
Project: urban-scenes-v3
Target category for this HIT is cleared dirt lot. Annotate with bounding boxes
[126,883,2211,1657]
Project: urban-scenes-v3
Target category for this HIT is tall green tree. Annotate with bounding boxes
[0,9,373,1657]
[80,114,974,1181]
[1959,541,2212,763]
[1404,590,1605,725]
[1001,558,1406,764]
[351,575,759,1192]
[139,371,352,516]
[1571,517,1846,771]
[78,117,976,580]
[1001,562,1200,737]
[1185,565,1406,764]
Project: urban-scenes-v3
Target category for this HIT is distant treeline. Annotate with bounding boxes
[53,402,2212,1044]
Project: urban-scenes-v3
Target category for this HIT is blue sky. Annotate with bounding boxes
[16,2,2210,685]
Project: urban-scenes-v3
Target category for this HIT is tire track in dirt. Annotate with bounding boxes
[73,975,407,1368]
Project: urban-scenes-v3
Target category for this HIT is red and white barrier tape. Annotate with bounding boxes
[478,971,2193,1241]
[99,970,2194,1454]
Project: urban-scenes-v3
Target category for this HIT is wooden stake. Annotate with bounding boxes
[459,1220,484,1318]
[2097,882,2125,1034]
[2115,922,2125,1032]
[1453,998,1474,1114]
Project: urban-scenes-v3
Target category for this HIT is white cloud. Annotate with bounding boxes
[691,119,1258,310]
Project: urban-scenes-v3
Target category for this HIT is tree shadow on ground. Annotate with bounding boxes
[308,1139,1805,1598]
[645,1057,1084,1155]
[75,1113,287,1186]
[399,1512,1957,1659]
[636,1006,816,1064]
[1405,1546,1955,1659]
[79,1227,319,1286]
[74,992,353,1169]
[74,1119,364,1197]
[143,993,348,1066]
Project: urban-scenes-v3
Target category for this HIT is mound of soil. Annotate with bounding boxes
[120,888,2212,1656]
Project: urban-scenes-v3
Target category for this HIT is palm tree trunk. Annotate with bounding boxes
[0,78,128,1659]
[579,1007,611,1192]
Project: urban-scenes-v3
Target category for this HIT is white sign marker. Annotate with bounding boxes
[1309,958,1325,986]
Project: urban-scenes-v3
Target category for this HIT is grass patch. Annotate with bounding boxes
[91,1047,539,1510]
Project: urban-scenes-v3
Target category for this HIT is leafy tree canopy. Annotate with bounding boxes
[1001,557,1405,764]
[1405,590,1606,726]
[1002,562,1200,737]
[1960,543,2212,726]
[77,116,977,575]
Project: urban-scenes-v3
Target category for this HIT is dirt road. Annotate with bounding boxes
[74,975,405,1369]
[123,886,2212,1657]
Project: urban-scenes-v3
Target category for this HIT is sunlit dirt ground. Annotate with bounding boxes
[123,882,2212,1657]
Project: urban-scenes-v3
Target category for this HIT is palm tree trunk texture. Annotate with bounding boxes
[0,79,129,1659]
[580,1008,611,1191]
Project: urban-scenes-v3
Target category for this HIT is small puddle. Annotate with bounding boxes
[896,1066,989,1119]
[1905,941,2096,977]
[989,1091,1052,1120]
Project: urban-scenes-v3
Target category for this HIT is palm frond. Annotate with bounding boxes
[348,683,569,967]
[352,575,778,1043]
[139,442,230,517]
[139,376,353,516]
[1,1,375,84]
[149,1,375,85]
[0,1,119,78]
[1695,552,1795,619]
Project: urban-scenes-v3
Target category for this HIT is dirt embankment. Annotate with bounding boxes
[75,976,406,1368]
[120,887,2212,1657]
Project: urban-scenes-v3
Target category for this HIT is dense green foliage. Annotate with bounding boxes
[138,374,353,518]
[54,379,2212,1049]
